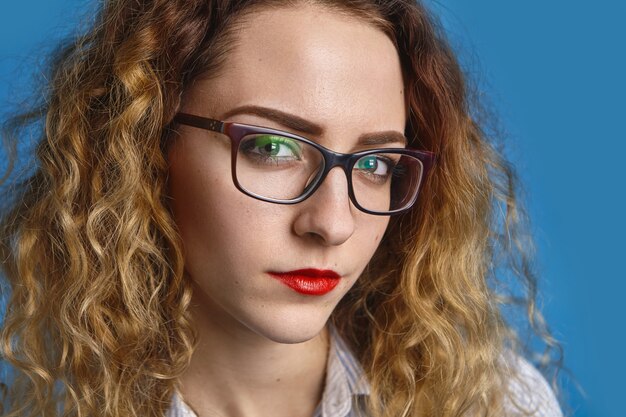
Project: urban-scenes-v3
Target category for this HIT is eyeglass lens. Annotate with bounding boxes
[235,133,424,213]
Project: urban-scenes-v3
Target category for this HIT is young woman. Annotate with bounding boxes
[0,0,565,416]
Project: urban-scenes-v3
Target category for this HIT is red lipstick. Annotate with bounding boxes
[268,269,341,296]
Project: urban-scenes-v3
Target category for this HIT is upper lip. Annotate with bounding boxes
[268,268,341,279]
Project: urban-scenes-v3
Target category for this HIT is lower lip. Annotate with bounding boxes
[268,273,340,296]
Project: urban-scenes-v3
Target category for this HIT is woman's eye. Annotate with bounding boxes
[355,155,391,176]
[242,135,302,159]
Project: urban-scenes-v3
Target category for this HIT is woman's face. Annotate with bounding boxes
[167,5,406,344]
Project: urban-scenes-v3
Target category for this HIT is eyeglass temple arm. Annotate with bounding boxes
[174,113,225,134]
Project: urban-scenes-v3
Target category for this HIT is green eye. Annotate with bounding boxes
[251,135,301,158]
[354,154,395,185]
[240,134,302,163]
[356,156,379,171]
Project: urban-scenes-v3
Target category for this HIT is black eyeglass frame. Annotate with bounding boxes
[173,112,435,215]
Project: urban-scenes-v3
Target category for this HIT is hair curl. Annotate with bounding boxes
[0,0,564,416]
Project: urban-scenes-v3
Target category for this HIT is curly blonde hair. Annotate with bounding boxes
[0,0,563,416]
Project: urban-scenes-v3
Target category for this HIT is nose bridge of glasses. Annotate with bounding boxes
[313,150,354,187]
[302,151,353,199]
[324,149,356,173]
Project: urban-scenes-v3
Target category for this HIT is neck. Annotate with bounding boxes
[178,291,330,417]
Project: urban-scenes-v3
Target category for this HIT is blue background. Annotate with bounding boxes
[1,1,624,416]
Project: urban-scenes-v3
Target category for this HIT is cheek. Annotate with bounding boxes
[167,143,289,276]
[354,216,390,261]
[167,140,235,263]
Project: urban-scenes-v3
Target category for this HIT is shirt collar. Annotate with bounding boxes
[168,324,370,417]
[318,324,370,417]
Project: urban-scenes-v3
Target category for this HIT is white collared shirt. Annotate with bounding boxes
[167,326,562,417]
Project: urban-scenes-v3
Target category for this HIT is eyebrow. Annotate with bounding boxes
[220,104,407,147]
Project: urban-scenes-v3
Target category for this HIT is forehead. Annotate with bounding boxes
[186,5,406,139]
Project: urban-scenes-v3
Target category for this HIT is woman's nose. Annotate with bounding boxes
[292,166,356,246]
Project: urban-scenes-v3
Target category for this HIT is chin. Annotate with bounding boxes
[241,305,333,344]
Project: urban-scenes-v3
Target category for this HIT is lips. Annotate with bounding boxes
[268,268,341,296]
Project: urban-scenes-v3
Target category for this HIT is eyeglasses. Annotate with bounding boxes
[173,113,435,215]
